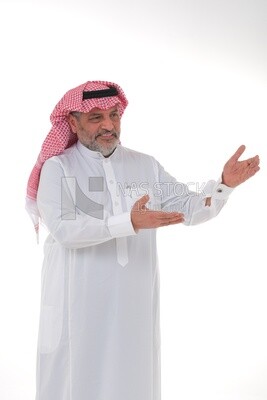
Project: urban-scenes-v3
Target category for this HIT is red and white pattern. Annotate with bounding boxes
[26,80,128,234]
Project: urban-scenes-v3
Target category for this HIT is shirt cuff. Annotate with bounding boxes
[211,178,234,200]
[107,212,137,238]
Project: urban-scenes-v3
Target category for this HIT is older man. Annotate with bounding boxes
[26,80,260,400]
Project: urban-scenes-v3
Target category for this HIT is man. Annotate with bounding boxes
[26,80,260,400]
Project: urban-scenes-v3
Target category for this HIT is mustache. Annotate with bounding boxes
[95,130,119,138]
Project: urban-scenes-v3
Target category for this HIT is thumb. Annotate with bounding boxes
[229,144,246,162]
[132,194,150,212]
[138,194,150,206]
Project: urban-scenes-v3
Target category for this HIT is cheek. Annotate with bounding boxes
[77,128,96,142]
[84,125,99,136]
[115,120,121,132]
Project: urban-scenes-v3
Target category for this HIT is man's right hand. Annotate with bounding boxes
[131,195,184,231]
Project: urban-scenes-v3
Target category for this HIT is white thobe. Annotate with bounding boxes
[36,141,233,400]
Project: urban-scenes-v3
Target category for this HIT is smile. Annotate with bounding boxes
[97,132,117,139]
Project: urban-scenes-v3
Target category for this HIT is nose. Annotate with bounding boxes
[100,117,114,131]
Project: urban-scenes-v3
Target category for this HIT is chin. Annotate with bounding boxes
[101,147,117,157]
[101,140,120,156]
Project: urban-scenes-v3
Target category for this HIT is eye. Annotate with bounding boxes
[111,112,119,119]
[89,115,101,122]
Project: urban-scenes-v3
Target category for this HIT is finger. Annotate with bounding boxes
[228,144,246,163]
[156,211,184,220]
[247,155,260,166]
[165,214,184,222]
[160,217,185,227]
[131,205,149,213]
[136,194,150,206]
[132,194,150,212]
[248,165,260,177]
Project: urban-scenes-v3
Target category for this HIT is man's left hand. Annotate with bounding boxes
[222,144,260,188]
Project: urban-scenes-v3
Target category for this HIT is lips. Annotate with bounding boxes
[101,133,114,137]
[96,132,117,139]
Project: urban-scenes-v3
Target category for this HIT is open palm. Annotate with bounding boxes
[222,145,260,188]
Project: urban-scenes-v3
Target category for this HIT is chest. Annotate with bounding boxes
[62,153,161,214]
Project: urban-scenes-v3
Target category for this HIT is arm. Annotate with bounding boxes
[184,179,234,225]
[151,158,231,225]
[158,145,260,226]
[37,159,136,248]
[130,145,260,231]
[129,165,231,230]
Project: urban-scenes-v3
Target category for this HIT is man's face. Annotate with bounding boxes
[68,106,121,157]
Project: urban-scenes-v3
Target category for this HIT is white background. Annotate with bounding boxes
[0,0,266,399]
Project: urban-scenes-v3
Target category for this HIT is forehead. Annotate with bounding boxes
[88,105,119,115]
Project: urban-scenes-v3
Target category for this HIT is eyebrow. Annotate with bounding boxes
[89,107,119,116]
[88,112,103,116]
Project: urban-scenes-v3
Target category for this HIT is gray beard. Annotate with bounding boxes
[83,137,120,157]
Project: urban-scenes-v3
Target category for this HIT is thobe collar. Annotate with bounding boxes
[76,140,120,160]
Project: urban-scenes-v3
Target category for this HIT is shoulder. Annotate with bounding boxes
[119,145,157,163]
[40,145,78,182]
[42,143,77,167]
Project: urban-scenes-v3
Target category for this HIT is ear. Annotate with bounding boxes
[67,114,78,134]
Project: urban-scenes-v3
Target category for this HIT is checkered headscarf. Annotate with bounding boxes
[26,80,128,235]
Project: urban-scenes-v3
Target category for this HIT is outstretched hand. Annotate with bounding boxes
[222,145,260,188]
[131,195,184,231]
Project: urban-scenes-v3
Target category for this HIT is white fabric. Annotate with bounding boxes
[35,141,232,400]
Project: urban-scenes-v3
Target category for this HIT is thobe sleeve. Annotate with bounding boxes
[155,161,234,226]
[37,159,136,248]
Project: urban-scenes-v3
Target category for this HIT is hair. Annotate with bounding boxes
[69,111,81,119]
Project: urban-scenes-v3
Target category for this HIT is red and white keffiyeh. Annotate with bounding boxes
[26,80,128,236]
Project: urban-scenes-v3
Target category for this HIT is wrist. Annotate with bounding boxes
[221,173,235,188]
[212,177,235,199]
